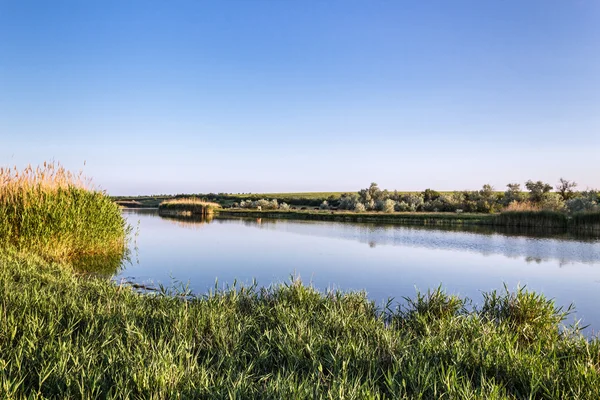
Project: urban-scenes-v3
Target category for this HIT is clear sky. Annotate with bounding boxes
[1,0,598,195]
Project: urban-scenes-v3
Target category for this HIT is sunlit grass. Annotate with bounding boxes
[160,197,221,208]
[1,250,599,398]
[0,162,128,264]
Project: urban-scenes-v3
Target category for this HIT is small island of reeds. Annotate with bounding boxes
[157,197,221,218]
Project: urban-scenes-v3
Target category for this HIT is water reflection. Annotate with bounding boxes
[119,209,600,332]
[71,248,130,276]
[159,214,214,229]
[214,217,600,266]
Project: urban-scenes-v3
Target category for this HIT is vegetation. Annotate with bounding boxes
[0,163,128,264]
[115,179,600,219]
[219,210,495,226]
[2,164,600,397]
[1,249,599,398]
[158,197,221,217]
[492,211,568,229]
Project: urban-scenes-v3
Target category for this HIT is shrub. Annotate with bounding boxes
[319,201,330,210]
[540,193,565,212]
[566,191,599,213]
[394,201,411,212]
[354,203,366,212]
[338,193,360,210]
[382,199,395,213]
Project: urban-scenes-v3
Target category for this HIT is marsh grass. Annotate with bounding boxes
[571,211,600,231]
[158,198,221,217]
[493,211,568,229]
[1,249,599,399]
[0,163,128,264]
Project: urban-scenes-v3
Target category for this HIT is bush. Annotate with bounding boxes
[566,191,599,213]
[382,199,395,213]
[540,193,565,212]
[338,193,360,210]
[354,203,366,212]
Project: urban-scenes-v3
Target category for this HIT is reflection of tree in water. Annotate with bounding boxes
[525,256,544,264]
[214,217,600,266]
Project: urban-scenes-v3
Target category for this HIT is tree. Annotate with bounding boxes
[556,178,577,201]
[503,183,523,205]
[383,199,395,213]
[525,180,553,203]
[422,188,441,202]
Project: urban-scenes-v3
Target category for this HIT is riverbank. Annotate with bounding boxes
[2,248,600,398]
[218,209,494,225]
[216,209,600,231]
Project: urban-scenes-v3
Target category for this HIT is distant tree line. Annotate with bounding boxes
[332,180,598,214]
[180,178,598,214]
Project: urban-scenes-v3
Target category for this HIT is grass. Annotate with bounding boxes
[0,163,128,264]
[158,197,221,217]
[571,212,600,231]
[492,211,568,229]
[218,209,495,226]
[1,249,599,398]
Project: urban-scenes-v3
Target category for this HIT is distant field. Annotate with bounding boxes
[227,192,348,200]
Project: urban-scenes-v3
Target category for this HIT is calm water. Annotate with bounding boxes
[119,209,600,331]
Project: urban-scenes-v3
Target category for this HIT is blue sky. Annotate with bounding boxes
[1,0,598,195]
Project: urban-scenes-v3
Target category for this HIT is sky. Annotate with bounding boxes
[1,0,598,195]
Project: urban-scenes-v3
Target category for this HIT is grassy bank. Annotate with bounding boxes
[1,249,600,399]
[216,209,600,232]
[217,210,494,226]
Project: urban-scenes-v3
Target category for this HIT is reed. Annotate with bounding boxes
[1,250,599,398]
[570,211,600,232]
[158,197,221,216]
[492,211,568,229]
[0,162,128,265]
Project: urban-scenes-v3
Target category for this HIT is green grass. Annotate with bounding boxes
[492,211,568,229]
[571,212,600,231]
[218,209,495,226]
[1,249,599,399]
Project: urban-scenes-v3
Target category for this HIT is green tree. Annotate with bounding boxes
[422,188,441,202]
[525,180,553,203]
[556,178,577,201]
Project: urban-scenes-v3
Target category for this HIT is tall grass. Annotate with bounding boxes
[158,197,221,217]
[571,211,600,231]
[1,251,599,398]
[493,211,568,229]
[0,162,128,265]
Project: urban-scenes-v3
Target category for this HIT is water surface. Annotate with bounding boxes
[119,209,600,332]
